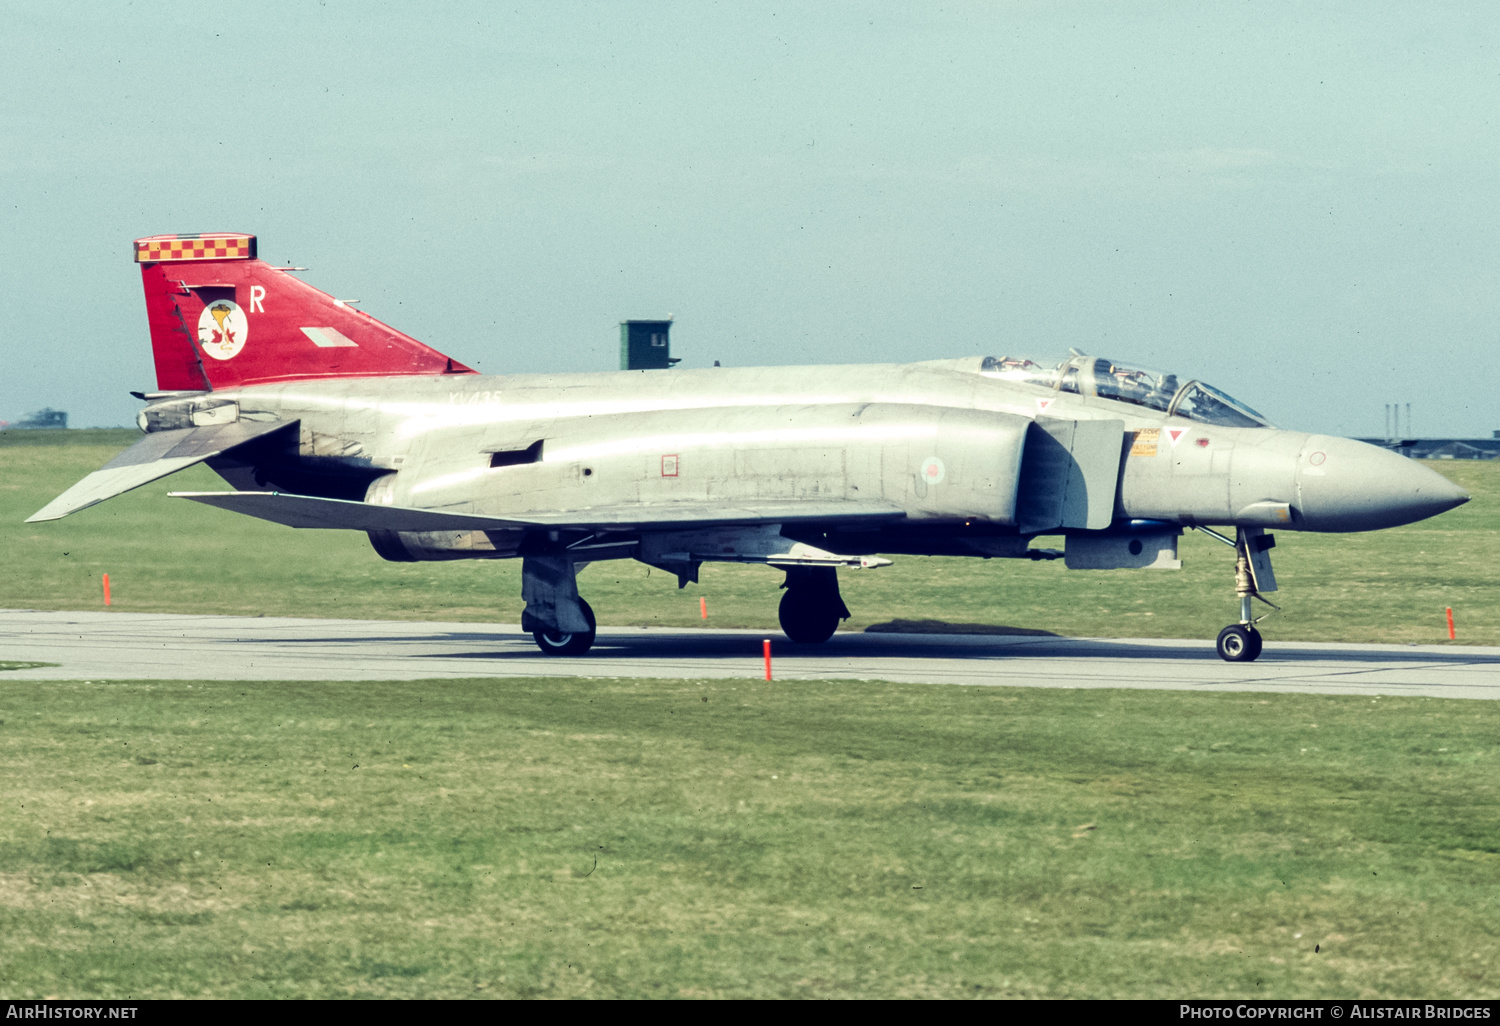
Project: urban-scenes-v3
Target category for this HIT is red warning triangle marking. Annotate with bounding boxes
[1166,427,1188,447]
[1036,397,1055,412]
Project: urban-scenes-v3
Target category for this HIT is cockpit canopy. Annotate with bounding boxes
[979,353,1273,429]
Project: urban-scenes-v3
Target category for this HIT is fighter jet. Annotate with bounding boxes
[29,233,1470,661]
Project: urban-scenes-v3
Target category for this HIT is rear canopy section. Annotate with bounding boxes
[134,232,474,391]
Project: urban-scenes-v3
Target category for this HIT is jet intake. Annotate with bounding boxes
[1016,417,1126,534]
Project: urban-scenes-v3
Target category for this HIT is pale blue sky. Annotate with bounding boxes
[3,2,1497,436]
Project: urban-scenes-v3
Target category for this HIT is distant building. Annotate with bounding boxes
[1356,436,1500,460]
[619,320,679,371]
[1426,441,1490,460]
[9,408,67,430]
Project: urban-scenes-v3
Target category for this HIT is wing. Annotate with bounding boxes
[170,490,907,532]
[26,421,298,523]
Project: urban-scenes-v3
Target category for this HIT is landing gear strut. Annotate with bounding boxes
[1201,527,1278,662]
[777,566,850,644]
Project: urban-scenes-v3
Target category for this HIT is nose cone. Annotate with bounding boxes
[1296,436,1470,532]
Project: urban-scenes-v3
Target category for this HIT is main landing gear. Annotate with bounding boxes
[533,598,596,656]
[778,566,851,644]
[1201,526,1279,663]
[517,550,858,655]
[521,554,598,656]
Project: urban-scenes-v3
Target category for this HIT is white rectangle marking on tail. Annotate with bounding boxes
[300,327,359,348]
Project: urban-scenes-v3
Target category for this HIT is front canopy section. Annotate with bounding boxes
[979,353,1273,428]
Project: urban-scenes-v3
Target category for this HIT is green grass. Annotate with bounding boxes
[2,430,1494,646]
[0,676,1495,998]
[0,428,140,449]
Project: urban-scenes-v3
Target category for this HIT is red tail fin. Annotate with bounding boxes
[136,233,475,391]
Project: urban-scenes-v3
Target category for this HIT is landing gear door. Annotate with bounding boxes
[1239,527,1278,593]
[1016,417,1126,533]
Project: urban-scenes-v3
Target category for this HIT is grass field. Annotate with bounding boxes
[0,676,1496,999]
[1,429,1495,645]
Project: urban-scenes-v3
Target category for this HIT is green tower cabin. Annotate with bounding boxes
[619,319,679,371]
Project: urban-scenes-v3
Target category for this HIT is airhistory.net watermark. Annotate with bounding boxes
[5,1008,137,1020]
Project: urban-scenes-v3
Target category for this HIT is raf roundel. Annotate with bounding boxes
[197,299,249,361]
[919,456,946,486]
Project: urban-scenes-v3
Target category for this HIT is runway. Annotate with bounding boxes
[3,608,1499,700]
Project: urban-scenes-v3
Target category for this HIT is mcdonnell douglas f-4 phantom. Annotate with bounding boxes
[30,233,1470,661]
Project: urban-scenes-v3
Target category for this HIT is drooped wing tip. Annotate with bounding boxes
[24,502,76,524]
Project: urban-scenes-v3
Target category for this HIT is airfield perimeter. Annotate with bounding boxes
[5,609,1500,700]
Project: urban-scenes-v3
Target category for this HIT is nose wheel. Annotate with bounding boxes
[1216,623,1262,662]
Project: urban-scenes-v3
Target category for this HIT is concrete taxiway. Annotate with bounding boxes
[2,609,1499,700]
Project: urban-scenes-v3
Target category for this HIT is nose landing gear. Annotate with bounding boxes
[1197,526,1279,662]
[1217,618,1263,663]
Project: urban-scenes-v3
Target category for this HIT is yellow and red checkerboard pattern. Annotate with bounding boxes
[134,233,256,262]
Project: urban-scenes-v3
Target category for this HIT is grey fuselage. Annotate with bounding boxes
[149,356,1467,564]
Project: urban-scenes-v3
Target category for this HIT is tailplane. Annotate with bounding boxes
[136,233,475,391]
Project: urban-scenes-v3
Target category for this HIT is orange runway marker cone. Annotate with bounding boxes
[763,639,772,681]
[1447,607,1456,640]
[102,574,111,607]
[700,596,707,619]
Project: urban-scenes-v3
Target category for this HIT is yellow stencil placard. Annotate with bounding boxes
[1130,429,1160,457]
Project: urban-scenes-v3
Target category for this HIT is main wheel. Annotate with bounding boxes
[778,589,840,644]
[1216,624,1262,662]
[532,599,596,656]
